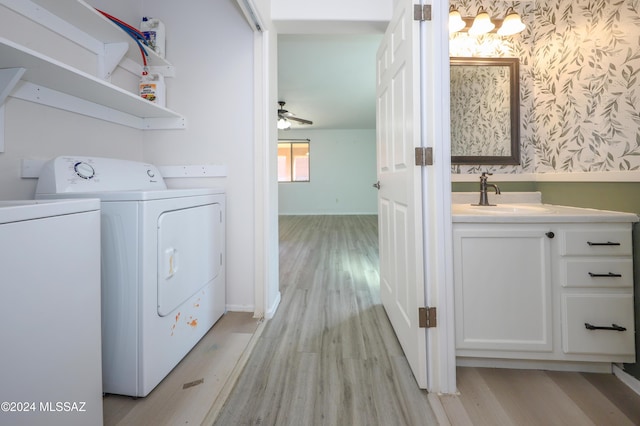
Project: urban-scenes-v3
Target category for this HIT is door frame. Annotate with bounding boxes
[240,0,456,394]
[421,1,456,394]
[236,0,282,321]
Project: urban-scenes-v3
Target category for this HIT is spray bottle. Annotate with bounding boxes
[139,68,166,107]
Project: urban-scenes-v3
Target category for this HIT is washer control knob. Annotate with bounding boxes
[74,162,95,180]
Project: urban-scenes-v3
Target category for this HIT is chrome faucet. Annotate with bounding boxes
[475,172,501,206]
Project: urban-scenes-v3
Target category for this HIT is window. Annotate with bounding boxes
[278,140,310,182]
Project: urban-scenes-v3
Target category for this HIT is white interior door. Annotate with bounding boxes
[376,0,427,388]
[376,0,454,392]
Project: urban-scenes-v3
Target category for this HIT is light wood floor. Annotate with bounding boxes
[102,311,261,425]
[104,215,640,425]
[214,215,438,425]
[437,367,640,425]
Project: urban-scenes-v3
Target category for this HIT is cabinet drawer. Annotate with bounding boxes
[562,294,635,355]
[561,259,634,288]
[560,229,632,256]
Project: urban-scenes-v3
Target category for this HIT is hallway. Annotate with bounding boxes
[214,215,438,424]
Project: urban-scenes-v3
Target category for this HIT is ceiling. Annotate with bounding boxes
[277,34,383,131]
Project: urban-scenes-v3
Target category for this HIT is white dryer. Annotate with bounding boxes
[36,156,226,397]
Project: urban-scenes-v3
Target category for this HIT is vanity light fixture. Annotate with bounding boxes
[449,5,526,36]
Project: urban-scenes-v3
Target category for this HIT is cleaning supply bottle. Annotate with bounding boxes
[139,70,166,107]
[140,17,166,58]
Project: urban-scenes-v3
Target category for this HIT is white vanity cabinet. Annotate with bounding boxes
[453,216,636,367]
[453,224,554,353]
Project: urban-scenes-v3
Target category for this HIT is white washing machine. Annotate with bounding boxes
[36,156,226,397]
[0,199,103,425]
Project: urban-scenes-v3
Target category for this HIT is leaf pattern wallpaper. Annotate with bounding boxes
[450,0,640,175]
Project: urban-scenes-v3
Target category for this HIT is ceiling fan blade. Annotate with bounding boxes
[287,115,313,125]
[277,101,312,125]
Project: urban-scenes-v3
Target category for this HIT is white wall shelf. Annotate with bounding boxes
[0,37,185,130]
[0,0,185,133]
[3,0,174,78]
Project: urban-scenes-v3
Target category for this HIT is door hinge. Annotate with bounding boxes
[414,4,432,21]
[415,147,433,166]
[419,307,437,328]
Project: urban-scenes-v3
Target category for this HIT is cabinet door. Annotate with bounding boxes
[560,227,632,256]
[454,227,553,352]
[560,258,633,288]
[562,293,635,356]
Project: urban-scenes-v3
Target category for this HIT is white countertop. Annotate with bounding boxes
[452,202,639,223]
[451,192,638,223]
[0,199,100,224]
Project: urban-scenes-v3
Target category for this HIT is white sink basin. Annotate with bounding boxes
[453,203,556,215]
[451,199,639,223]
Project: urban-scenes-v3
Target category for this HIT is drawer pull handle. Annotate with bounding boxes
[587,241,621,246]
[588,272,622,278]
[584,323,627,332]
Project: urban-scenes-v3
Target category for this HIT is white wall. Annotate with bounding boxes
[271,0,391,33]
[278,129,377,215]
[272,0,390,20]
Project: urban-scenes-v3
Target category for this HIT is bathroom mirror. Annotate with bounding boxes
[450,57,520,165]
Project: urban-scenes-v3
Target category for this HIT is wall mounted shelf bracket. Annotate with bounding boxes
[0,67,26,152]
[97,42,129,80]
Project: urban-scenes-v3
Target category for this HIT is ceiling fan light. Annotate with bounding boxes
[449,6,465,33]
[469,7,494,35]
[497,7,526,36]
[277,117,291,130]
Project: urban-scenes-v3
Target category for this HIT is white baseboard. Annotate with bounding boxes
[456,357,613,373]
[264,291,281,320]
[613,364,640,397]
[278,211,378,216]
[225,304,255,313]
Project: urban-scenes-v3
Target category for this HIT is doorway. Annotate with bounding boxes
[277,33,382,216]
[263,2,455,394]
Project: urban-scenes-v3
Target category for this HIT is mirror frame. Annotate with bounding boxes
[450,57,520,165]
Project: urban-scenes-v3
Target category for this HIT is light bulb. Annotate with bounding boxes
[449,7,466,33]
[497,7,526,36]
[469,7,494,35]
[277,118,291,130]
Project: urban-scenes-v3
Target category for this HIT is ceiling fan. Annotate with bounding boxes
[277,101,313,129]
